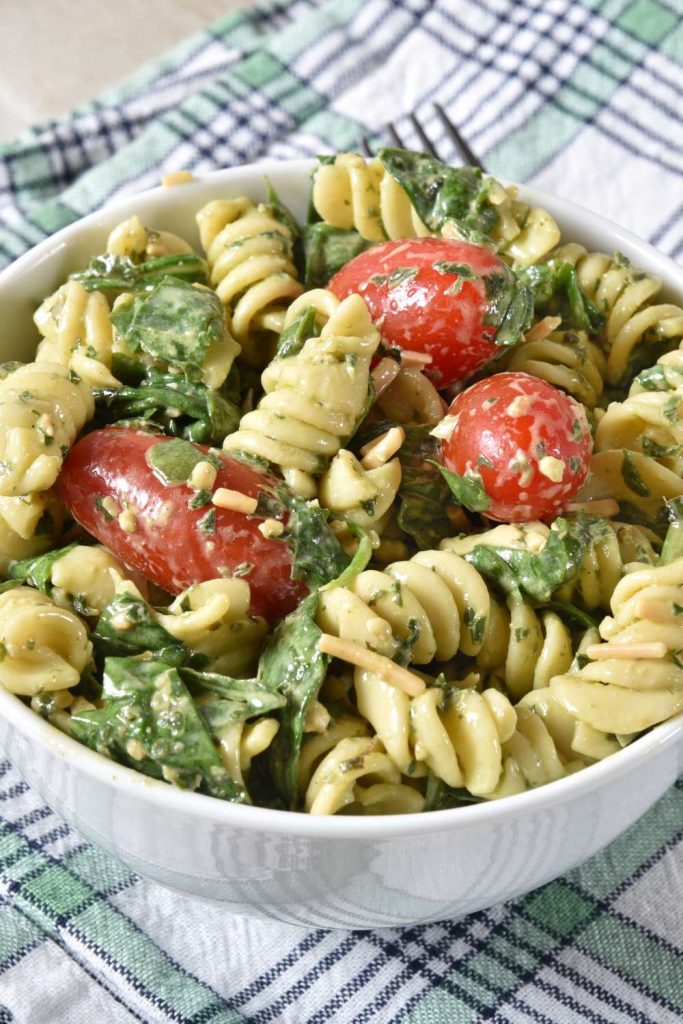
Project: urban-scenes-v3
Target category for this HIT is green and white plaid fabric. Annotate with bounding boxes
[1,1,682,1020]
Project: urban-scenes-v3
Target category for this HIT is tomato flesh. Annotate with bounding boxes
[328,237,514,387]
[60,428,307,620]
[440,372,592,523]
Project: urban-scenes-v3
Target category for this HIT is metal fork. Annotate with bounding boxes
[360,102,484,169]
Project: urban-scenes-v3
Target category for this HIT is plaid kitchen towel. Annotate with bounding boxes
[1,0,682,1021]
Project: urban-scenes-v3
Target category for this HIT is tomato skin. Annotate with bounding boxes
[328,237,512,387]
[440,372,592,523]
[60,428,307,620]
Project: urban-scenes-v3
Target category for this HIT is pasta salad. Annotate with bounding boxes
[1,149,682,816]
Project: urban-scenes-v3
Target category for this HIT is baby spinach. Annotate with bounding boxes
[423,774,483,811]
[93,591,188,667]
[516,260,604,333]
[258,593,329,810]
[110,277,229,378]
[432,463,492,513]
[462,513,613,604]
[302,222,372,287]
[378,147,499,241]
[659,497,683,565]
[70,657,245,802]
[71,252,208,292]
[275,306,321,360]
[94,367,240,445]
[9,543,78,597]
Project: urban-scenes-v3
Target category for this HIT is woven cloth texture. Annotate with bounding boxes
[0,1,682,1021]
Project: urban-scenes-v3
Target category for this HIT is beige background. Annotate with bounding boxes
[0,0,254,142]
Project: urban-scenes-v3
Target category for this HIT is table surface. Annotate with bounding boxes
[1,0,253,142]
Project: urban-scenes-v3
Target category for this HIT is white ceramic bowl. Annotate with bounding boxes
[0,162,681,930]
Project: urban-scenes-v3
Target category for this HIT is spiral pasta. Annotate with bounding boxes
[311,153,560,265]
[595,376,683,476]
[550,559,683,738]
[553,244,683,385]
[196,197,303,365]
[107,214,195,261]
[319,449,401,530]
[502,328,605,408]
[34,280,119,388]
[0,587,92,696]
[0,361,94,496]
[0,490,63,570]
[223,291,380,496]
[317,549,574,701]
[43,545,126,616]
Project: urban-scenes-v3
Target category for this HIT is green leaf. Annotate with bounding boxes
[94,367,240,445]
[259,593,329,809]
[110,277,229,374]
[462,513,613,603]
[69,657,244,801]
[275,306,321,360]
[516,260,604,333]
[265,180,302,241]
[146,436,220,487]
[424,773,483,811]
[378,147,498,240]
[9,543,78,595]
[659,498,683,566]
[432,462,491,513]
[180,668,286,715]
[392,425,457,549]
[71,252,209,292]
[302,222,372,287]
[256,484,350,590]
[93,591,188,666]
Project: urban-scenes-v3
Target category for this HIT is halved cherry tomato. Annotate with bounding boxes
[60,428,307,620]
[328,237,526,387]
[439,372,592,523]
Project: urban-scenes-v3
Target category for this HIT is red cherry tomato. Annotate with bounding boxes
[328,237,520,387]
[60,428,307,620]
[440,372,592,523]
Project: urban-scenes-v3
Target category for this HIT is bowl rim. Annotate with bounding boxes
[1,160,682,839]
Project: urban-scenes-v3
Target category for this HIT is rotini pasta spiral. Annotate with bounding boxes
[318,449,401,530]
[0,587,92,696]
[223,291,380,496]
[553,244,683,385]
[502,328,605,408]
[317,549,574,701]
[303,734,405,815]
[107,214,195,261]
[196,197,303,365]
[0,490,63,569]
[311,153,561,266]
[0,361,94,496]
[34,280,119,388]
[550,559,683,737]
[595,378,683,475]
[43,545,125,616]
[213,712,280,789]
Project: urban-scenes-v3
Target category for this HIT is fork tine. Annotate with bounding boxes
[360,136,374,158]
[409,113,438,158]
[433,102,482,168]
[386,122,404,149]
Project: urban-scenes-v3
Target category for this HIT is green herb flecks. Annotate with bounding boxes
[275,306,321,360]
[368,267,419,289]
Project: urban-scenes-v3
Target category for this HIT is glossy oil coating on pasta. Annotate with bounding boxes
[2,149,683,817]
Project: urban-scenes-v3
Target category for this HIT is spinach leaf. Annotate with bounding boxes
[378,148,498,240]
[69,657,245,801]
[275,306,321,360]
[259,593,329,809]
[264,180,302,242]
[10,543,78,596]
[110,277,229,377]
[432,462,491,513]
[659,497,683,566]
[516,260,604,333]
[94,367,240,445]
[462,513,613,603]
[256,484,350,590]
[302,223,372,287]
[423,774,482,811]
[145,437,221,486]
[71,252,208,292]
[93,590,188,666]
[180,667,286,716]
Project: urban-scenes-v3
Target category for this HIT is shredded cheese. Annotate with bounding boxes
[586,641,668,661]
[359,426,406,469]
[318,633,426,696]
[399,349,433,368]
[212,488,258,515]
[371,357,401,398]
[634,599,682,624]
[524,316,562,344]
